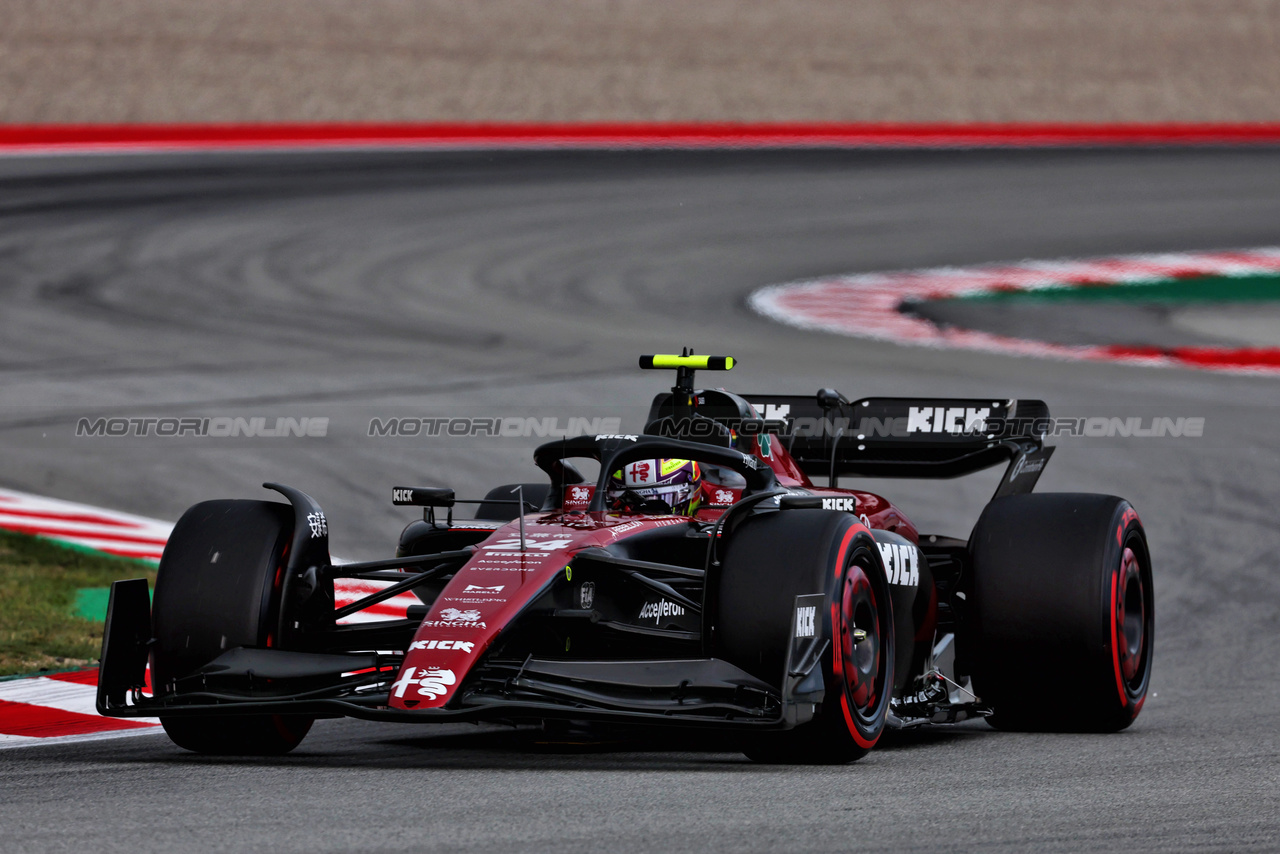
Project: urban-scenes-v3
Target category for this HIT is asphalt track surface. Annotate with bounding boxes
[2,149,1280,852]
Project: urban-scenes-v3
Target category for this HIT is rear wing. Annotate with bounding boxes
[744,394,1054,498]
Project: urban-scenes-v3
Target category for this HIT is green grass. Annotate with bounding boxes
[949,273,1280,304]
[0,529,155,677]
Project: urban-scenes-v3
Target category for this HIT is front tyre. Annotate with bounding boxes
[715,510,894,764]
[152,499,314,754]
[833,548,892,752]
[161,714,313,756]
[966,493,1154,732]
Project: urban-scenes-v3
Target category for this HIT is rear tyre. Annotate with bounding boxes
[152,499,314,755]
[474,483,549,521]
[966,493,1154,732]
[716,510,894,764]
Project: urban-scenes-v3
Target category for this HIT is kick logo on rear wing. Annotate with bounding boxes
[905,405,991,435]
[747,396,1015,442]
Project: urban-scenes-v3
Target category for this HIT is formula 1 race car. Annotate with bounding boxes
[97,353,1154,762]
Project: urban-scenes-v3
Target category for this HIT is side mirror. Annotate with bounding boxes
[816,388,849,409]
[391,486,455,507]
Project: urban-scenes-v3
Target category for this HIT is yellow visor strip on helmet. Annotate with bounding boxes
[660,458,697,476]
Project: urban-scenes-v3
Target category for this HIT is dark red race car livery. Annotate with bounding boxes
[97,353,1154,762]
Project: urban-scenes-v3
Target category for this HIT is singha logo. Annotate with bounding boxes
[438,608,481,623]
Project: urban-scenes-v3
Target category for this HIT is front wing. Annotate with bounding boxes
[97,578,826,731]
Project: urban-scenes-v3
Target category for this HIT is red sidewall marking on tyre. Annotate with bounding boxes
[1111,541,1147,713]
[1110,555,1128,709]
[830,524,881,750]
[750,248,1280,375]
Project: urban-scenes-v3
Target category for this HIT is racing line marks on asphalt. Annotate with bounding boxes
[750,248,1280,375]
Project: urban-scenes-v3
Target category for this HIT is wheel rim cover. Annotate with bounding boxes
[1116,546,1145,684]
[841,562,881,713]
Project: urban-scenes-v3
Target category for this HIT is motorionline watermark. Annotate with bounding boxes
[76,416,329,438]
[74,413,1204,441]
[368,416,623,438]
[649,415,1206,439]
[365,414,1204,440]
[983,415,1204,439]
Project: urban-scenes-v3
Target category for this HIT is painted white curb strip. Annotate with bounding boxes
[0,727,169,749]
[0,487,174,561]
[749,248,1280,374]
[0,675,149,719]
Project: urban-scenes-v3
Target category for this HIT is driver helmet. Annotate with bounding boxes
[607,458,703,516]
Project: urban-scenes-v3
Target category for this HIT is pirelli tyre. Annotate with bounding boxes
[966,493,1154,732]
[152,499,314,755]
[715,509,894,764]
